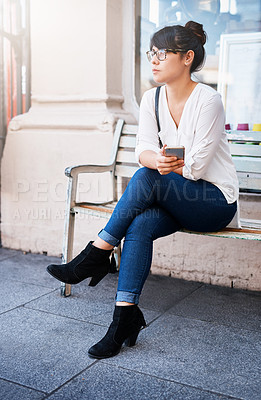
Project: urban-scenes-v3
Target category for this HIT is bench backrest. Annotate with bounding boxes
[114,122,261,193]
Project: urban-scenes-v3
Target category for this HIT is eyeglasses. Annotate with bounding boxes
[146,48,187,62]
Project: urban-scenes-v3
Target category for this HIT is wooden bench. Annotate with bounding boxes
[60,119,261,296]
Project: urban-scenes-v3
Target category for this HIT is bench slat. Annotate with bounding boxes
[119,136,136,148]
[233,157,261,173]
[115,165,139,177]
[227,131,261,142]
[122,125,138,135]
[238,173,261,191]
[229,143,261,157]
[117,149,137,163]
[238,177,261,191]
[182,229,261,241]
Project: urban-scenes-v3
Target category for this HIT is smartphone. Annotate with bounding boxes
[165,146,185,159]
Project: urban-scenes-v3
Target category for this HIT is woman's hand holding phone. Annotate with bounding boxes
[156,144,185,175]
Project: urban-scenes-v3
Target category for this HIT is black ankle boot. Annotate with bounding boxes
[46,241,116,286]
[88,305,146,359]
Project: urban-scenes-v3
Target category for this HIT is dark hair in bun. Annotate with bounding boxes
[150,20,207,73]
[185,21,206,45]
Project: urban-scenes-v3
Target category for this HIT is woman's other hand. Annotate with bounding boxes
[156,145,184,175]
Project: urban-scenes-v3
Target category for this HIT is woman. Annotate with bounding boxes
[47,21,238,359]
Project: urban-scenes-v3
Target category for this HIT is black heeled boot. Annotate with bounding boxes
[46,241,116,286]
[88,305,146,359]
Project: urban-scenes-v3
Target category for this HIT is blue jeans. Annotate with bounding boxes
[98,167,237,304]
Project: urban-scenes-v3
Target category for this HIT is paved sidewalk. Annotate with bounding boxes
[0,247,260,400]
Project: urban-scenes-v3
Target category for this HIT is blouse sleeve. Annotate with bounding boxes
[183,93,225,181]
[135,90,161,164]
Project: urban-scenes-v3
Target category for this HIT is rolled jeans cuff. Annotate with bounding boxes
[115,290,140,305]
[98,229,120,247]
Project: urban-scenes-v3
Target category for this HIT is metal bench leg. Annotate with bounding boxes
[61,282,72,297]
[61,176,77,297]
[61,209,75,297]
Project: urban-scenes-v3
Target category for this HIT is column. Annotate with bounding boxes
[1,0,135,255]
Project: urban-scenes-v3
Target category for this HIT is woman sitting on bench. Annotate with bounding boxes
[47,21,238,359]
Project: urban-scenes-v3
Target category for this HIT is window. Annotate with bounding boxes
[136,0,261,103]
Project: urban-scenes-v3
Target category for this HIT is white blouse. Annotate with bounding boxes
[136,83,239,204]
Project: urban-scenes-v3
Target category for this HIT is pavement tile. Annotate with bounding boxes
[25,274,159,326]
[47,361,183,400]
[0,379,45,400]
[0,250,61,289]
[168,285,261,331]
[139,273,202,311]
[105,314,261,400]
[0,280,55,314]
[0,307,107,393]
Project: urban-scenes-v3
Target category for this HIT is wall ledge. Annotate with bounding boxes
[31,94,124,104]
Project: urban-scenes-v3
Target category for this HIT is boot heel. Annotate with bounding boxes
[89,273,106,287]
[141,315,146,328]
[124,330,140,347]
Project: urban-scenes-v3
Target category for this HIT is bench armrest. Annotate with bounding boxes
[65,164,114,178]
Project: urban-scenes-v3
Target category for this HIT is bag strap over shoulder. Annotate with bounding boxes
[155,86,163,148]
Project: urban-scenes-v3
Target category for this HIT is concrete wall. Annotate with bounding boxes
[1,0,260,291]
